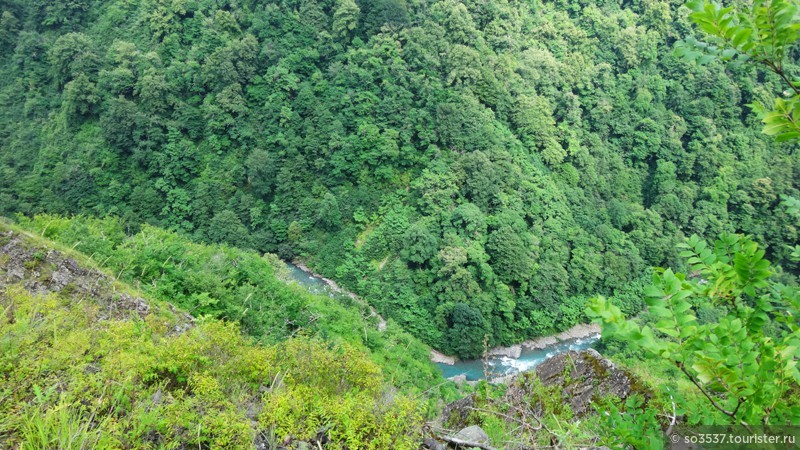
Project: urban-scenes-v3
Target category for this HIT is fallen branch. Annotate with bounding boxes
[665,396,677,436]
[437,434,497,450]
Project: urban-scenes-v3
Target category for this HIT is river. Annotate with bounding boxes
[282,260,601,381]
[437,334,600,381]
[284,262,339,297]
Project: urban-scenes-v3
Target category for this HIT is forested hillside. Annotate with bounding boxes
[1,0,797,357]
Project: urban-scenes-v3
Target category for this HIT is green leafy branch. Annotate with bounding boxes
[675,0,800,141]
[587,234,800,428]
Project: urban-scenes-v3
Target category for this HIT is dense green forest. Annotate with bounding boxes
[0,0,797,359]
[2,0,800,446]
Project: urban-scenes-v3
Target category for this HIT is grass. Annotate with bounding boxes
[0,218,427,449]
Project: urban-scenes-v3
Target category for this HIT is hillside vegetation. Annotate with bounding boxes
[12,214,444,393]
[0,220,425,449]
[4,215,799,448]
[1,0,797,357]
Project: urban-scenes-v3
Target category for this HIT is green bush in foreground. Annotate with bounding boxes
[0,223,424,449]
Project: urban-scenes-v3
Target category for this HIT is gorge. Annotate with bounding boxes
[285,260,602,381]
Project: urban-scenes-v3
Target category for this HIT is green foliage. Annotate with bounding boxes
[259,339,422,449]
[47,32,97,86]
[0,0,797,358]
[317,192,342,231]
[333,0,361,39]
[596,395,665,450]
[446,302,487,358]
[754,96,800,142]
[402,221,438,264]
[207,209,251,247]
[0,221,424,449]
[676,0,800,141]
[0,11,20,52]
[485,225,534,285]
[588,234,800,427]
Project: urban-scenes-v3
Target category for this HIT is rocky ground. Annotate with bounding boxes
[525,349,643,416]
[426,349,647,449]
[0,228,194,332]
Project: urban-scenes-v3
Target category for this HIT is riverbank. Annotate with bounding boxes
[437,329,602,383]
[288,260,387,332]
[430,322,601,365]
[284,259,603,381]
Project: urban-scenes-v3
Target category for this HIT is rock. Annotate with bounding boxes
[252,431,269,450]
[488,344,521,359]
[441,394,475,430]
[421,437,445,450]
[532,349,638,416]
[5,264,24,282]
[111,293,151,318]
[448,374,467,386]
[430,349,456,365]
[150,389,163,406]
[50,268,74,290]
[521,323,600,356]
[521,335,557,351]
[369,306,388,332]
[520,323,601,351]
[554,323,601,341]
[452,425,490,445]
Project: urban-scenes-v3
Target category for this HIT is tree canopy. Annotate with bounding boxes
[0,0,797,357]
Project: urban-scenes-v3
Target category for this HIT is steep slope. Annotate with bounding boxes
[0,221,424,448]
[0,0,797,357]
[14,213,443,392]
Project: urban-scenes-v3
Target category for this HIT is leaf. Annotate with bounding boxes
[732,27,753,47]
[660,327,679,338]
[686,0,705,12]
[650,306,672,318]
[697,55,715,65]
[775,131,800,142]
[763,121,790,135]
[720,48,737,59]
[644,285,664,298]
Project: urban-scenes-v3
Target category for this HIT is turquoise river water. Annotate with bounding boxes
[284,261,600,381]
[437,335,600,381]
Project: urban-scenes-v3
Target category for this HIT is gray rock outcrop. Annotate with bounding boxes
[531,349,639,416]
[488,344,522,358]
[451,425,490,445]
[431,349,456,365]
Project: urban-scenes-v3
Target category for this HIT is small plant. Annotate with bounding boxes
[18,403,111,450]
[595,395,665,450]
